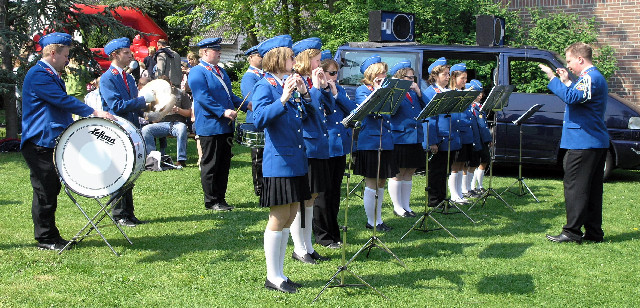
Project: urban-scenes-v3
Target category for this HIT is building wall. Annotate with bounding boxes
[498,0,640,105]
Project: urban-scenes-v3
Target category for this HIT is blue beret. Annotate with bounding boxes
[197,38,222,50]
[389,60,412,76]
[428,57,447,74]
[104,37,131,55]
[466,79,483,91]
[320,50,332,61]
[292,37,322,56]
[244,45,259,56]
[257,35,293,57]
[360,54,382,74]
[450,63,467,73]
[39,33,72,48]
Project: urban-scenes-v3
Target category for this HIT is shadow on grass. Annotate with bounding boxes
[0,199,21,206]
[604,231,640,242]
[478,243,533,259]
[476,274,535,294]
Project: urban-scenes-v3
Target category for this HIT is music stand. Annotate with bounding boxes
[58,186,134,256]
[315,79,410,302]
[500,103,543,202]
[468,85,515,211]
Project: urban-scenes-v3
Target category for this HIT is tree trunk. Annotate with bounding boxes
[0,0,19,139]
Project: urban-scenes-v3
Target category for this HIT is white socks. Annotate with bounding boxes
[290,210,307,256]
[264,229,285,284]
[363,187,376,226]
[280,228,290,282]
[462,172,472,194]
[474,168,485,189]
[449,172,462,200]
[304,206,314,254]
[376,188,384,225]
[388,179,405,215]
[401,180,413,213]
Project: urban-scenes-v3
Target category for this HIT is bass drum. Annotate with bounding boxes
[54,116,146,198]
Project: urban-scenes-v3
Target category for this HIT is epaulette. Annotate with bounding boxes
[205,66,213,71]
[111,68,119,75]
[44,68,55,76]
[366,85,374,92]
[267,77,277,87]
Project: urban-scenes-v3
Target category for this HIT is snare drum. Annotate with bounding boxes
[54,116,146,198]
[234,122,265,148]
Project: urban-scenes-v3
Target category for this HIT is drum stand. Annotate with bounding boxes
[58,186,133,256]
[401,119,457,241]
[468,115,513,211]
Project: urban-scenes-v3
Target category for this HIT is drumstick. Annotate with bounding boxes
[228,91,251,126]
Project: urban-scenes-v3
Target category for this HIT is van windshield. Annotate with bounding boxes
[338,50,420,86]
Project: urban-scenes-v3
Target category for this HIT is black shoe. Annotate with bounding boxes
[292,252,316,264]
[546,233,582,244]
[37,238,72,251]
[378,223,392,231]
[116,218,136,227]
[265,279,297,293]
[582,234,604,243]
[325,242,342,249]
[309,250,330,261]
[129,216,146,225]
[287,278,302,288]
[394,210,411,218]
[406,211,416,217]
[206,201,234,211]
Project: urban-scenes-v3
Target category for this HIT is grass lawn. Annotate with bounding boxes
[0,137,639,307]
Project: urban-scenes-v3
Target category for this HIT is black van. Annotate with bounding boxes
[334,42,640,179]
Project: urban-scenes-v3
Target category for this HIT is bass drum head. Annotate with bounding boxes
[54,116,146,198]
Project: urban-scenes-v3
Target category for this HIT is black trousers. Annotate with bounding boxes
[200,134,233,206]
[313,155,346,246]
[251,147,264,196]
[112,187,135,220]
[428,149,451,207]
[21,141,62,243]
[562,149,607,240]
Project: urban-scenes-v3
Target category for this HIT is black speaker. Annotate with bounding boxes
[369,11,415,42]
[476,15,505,46]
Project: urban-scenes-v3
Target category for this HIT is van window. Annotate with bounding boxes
[338,51,420,86]
[509,60,559,94]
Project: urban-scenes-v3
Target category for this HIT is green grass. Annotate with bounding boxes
[1,137,639,307]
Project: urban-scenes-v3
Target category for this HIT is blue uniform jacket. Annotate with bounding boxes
[326,85,357,157]
[547,66,610,149]
[422,85,461,151]
[355,85,394,151]
[21,61,94,148]
[188,61,245,136]
[100,65,146,128]
[471,103,492,144]
[240,66,263,124]
[301,79,333,159]
[390,90,426,145]
[252,73,309,177]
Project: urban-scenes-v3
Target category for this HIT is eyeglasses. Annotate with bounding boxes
[403,75,417,82]
[327,71,338,76]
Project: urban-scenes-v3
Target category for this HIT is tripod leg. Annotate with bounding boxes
[521,180,540,202]
[400,214,427,240]
[372,237,406,267]
[447,201,477,223]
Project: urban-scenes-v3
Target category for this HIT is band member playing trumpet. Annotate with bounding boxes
[252,35,310,294]
[289,37,332,264]
[21,33,115,250]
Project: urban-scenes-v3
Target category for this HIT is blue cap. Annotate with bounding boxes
[427,57,447,74]
[450,63,467,73]
[244,45,259,56]
[39,33,73,48]
[104,37,131,55]
[197,38,222,50]
[257,35,293,57]
[466,79,483,91]
[389,60,412,76]
[292,37,322,56]
[360,54,382,74]
[320,50,332,61]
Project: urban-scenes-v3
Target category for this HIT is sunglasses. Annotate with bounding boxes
[327,71,338,76]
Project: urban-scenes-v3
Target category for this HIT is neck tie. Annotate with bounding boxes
[307,77,313,88]
[122,72,130,92]
[214,66,221,76]
[405,93,413,103]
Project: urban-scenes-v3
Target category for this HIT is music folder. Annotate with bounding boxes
[341,78,412,127]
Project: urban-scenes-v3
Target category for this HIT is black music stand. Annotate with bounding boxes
[468,85,515,211]
[500,104,543,202]
[58,186,133,256]
[314,79,410,302]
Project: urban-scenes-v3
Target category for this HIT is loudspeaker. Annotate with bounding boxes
[369,11,415,42]
[476,15,505,46]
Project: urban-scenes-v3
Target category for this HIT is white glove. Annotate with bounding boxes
[140,88,155,103]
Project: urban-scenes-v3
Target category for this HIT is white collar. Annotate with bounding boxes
[271,74,284,86]
[580,65,595,75]
[41,59,58,75]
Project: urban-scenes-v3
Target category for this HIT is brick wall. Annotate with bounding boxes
[498,0,640,105]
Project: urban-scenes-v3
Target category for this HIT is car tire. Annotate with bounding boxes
[603,150,613,182]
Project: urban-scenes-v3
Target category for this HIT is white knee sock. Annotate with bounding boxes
[449,173,461,200]
[471,170,478,190]
[304,206,315,254]
[264,229,284,284]
[290,210,307,256]
[475,168,485,189]
[456,172,464,199]
[388,179,405,214]
[279,228,290,281]
[461,173,470,194]
[376,188,385,225]
[401,180,413,212]
[363,187,376,226]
